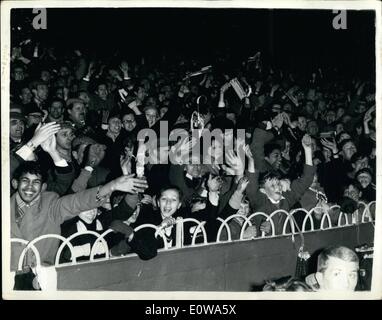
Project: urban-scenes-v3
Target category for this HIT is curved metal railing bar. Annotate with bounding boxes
[180,218,208,246]
[55,231,107,266]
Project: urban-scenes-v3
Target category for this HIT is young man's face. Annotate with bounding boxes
[78,92,90,104]
[357,172,372,189]
[34,84,49,101]
[56,128,75,151]
[297,116,307,131]
[96,84,108,100]
[318,257,359,291]
[108,117,122,135]
[158,189,182,218]
[262,178,283,202]
[122,114,136,132]
[68,102,86,124]
[13,67,25,81]
[49,101,64,119]
[342,141,357,161]
[20,87,32,104]
[326,111,336,124]
[12,173,46,204]
[307,121,319,137]
[344,184,361,202]
[352,157,369,173]
[10,118,25,141]
[266,149,282,170]
[145,108,158,127]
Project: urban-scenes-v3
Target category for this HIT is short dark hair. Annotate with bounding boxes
[317,246,359,273]
[48,97,65,109]
[350,152,368,165]
[264,143,281,158]
[12,161,47,183]
[157,185,183,202]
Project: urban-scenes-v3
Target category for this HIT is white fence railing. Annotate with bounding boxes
[11,201,375,270]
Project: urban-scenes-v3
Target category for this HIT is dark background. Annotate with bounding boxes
[11,8,376,77]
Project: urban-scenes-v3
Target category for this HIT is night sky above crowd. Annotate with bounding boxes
[12,8,375,76]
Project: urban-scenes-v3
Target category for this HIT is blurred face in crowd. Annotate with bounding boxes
[56,128,75,151]
[59,66,69,77]
[335,123,344,135]
[122,113,136,132]
[326,110,336,124]
[41,70,51,83]
[262,177,283,202]
[266,148,282,170]
[33,84,49,101]
[74,143,107,167]
[317,257,359,292]
[322,148,332,162]
[78,92,90,105]
[108,117,122,135]
[209,138,224,161]
[19,87,32,104]
[355,103,367,114]
[48,101,64,120]
[145,108,159,127]
[10,118,25,141]
[158,189,182,218]
[344,184,361,202]
[137,86,147,101]
[341,115,352,124]
[12,172,46,204]
[317,100,326,113]
[341,141,357,161]
[336,107,345,120]
[13,67,25,81]
[283,103,292,114]
[160,106,168,119]
[27,112,43,127]
[337,132,351,144]
[238,200,250,216]
[305,101,314,115]
[352,156,369,173]
[357,172,372,189]
[79,208,98,224]
[297,116,307,132]
[96,84,108,100]
[307,120,319,137]
[186,155,203,178]
[68,101,86,125]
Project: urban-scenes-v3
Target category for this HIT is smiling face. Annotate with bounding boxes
[108,117,122,135]
[12,173,46,204]
[122,113,137,132]
[266,149,282,170]
[357,172,372,189]
[158,189,182,218]
[10,118,25,141]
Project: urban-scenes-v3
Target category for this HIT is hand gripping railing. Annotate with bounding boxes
[55,231,108,266]
[216,214,253,242]
[268,209,291,236]
[242,212,276,238]
[134,224,169,249]
[180,218,208,246]
[12,238,39,271]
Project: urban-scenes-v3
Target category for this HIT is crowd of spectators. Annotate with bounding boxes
[8,39,376,291]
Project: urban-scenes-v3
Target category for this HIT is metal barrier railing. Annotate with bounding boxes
[11,202,376,271]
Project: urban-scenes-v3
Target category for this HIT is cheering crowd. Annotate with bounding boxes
[8,40,376,291]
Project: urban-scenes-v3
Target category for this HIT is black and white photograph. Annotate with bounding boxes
[1,0,381,300]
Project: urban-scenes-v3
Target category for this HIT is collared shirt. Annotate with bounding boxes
[15,192,41,227]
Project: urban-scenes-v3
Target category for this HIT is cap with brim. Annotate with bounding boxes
[10,112,26,122]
